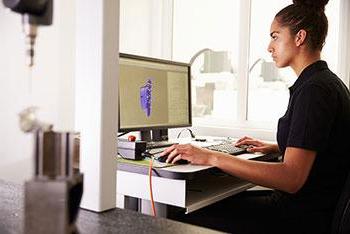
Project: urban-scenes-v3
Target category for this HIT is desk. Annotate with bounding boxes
[0,180,221,234]
[116,150,279,217]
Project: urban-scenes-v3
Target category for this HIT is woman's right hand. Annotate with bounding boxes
[235,136,280,154]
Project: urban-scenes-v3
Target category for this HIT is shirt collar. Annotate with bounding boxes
[289,60,328,93]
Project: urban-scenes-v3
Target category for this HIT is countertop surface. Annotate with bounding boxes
[0,180,221,234]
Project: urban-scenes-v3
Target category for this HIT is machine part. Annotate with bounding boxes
[3,0,53,67]
[25,130,83,234]
[22,15,37,67]
[25,174,83,234]
[18,106,52,133]
[34,131,75,178]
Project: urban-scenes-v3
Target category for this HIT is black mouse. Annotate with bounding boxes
[156,154,189,164]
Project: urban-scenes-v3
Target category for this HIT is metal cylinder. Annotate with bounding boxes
[34,131,76,179]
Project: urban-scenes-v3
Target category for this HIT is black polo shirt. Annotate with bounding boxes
[275,60,350,213]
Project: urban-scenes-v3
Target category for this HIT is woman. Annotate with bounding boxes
[163,0,350,233]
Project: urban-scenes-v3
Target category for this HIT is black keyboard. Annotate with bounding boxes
[205,142,249,155]
[146,141,175,149]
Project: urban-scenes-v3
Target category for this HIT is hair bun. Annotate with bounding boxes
[293,0,329,11]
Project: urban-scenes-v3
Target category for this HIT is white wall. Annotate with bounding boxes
[0,1,76,183]
[119,0,171,59]
[74,0,119,212]
[119,0,152,56]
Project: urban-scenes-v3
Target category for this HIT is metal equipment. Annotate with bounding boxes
[3,1,84,233]
[2,0,53,67]
[24,131,83,234]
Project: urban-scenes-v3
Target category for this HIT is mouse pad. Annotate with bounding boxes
[116,156,175,168]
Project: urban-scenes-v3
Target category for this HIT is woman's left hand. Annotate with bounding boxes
[160,144,214,165]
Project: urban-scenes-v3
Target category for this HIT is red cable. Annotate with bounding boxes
[148,158,156,217]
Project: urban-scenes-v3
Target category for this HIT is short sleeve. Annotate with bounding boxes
[286,84,337,152]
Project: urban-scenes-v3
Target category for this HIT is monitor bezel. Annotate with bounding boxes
[118,53,192,132]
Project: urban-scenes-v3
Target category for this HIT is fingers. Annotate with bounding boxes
[246,146,266,153]
[163,144,194,164]
[166,148,180,163]
[169,154,184,164]
[235,139,263,147]
[235,136,252,144]
[160,144,176,156]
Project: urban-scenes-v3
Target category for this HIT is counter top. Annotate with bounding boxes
[0,180,221,234]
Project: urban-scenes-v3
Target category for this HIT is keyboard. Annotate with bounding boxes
[146,141,176,149]
[205,142,249,155]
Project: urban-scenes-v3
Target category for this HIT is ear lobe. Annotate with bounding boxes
[295,29,307,47]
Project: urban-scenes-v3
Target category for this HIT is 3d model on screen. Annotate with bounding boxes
[140,79,152,117]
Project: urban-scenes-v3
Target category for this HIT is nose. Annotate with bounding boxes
[267,41,273,53]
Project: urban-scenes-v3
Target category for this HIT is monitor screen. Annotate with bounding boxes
[118,53,191,132]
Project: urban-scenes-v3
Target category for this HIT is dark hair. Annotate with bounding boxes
[275,0,329,51]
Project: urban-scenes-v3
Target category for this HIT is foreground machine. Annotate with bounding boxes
[3,1,84,233]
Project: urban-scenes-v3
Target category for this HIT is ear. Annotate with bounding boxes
[295,29,307,47]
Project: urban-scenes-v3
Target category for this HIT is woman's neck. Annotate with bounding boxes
[291,51,321,77]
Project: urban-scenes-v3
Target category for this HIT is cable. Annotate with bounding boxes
[177,128,196,139]
[117,131,131,137]
[148,157,156,217]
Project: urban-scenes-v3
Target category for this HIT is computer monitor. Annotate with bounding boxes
[118,53,191,141]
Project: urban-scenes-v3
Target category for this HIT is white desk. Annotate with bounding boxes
[116,151,279,217]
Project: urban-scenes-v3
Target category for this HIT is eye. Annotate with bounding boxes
[271,35,277,40]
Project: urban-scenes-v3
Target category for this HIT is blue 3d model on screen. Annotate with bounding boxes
[140,79,152,117]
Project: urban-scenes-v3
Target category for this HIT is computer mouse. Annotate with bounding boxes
[156,154,189,164]
[156,154,168,163]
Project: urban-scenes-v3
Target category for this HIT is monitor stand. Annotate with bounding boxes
[140,129,169,142]
[140,130,152,142]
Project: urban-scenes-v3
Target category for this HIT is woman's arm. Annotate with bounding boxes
[163,144,316,194]
[235,136,280,154]
[211,147,316,193]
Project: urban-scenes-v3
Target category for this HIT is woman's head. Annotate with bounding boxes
[267,0,329,69]
[275,0,329,51]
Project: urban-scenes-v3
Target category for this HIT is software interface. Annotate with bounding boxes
[119,55,190,131]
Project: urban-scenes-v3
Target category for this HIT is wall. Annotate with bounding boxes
[0,1,76,183]
[119,0,170,59]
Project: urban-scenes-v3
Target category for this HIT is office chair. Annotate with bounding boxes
[331,171,350,234]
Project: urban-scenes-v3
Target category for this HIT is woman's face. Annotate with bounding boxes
[267,18,297,68]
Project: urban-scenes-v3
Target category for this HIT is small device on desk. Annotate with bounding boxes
[118,138,147,160]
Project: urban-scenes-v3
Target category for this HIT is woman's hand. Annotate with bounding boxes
[235,136,280,154]
[160,144,215,165]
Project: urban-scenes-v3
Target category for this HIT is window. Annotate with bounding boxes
[172,0,240,126]
[248,0,340,124]
[120,0,344,138]
[248,0,296,123]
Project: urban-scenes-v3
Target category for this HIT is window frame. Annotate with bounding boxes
[150,0,349,140]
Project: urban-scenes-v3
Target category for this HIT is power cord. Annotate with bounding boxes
[117,131,131,137]
[177,128,196,139]
[142,151,157,217]
[148,157,156,217]
[177,128,207,142]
